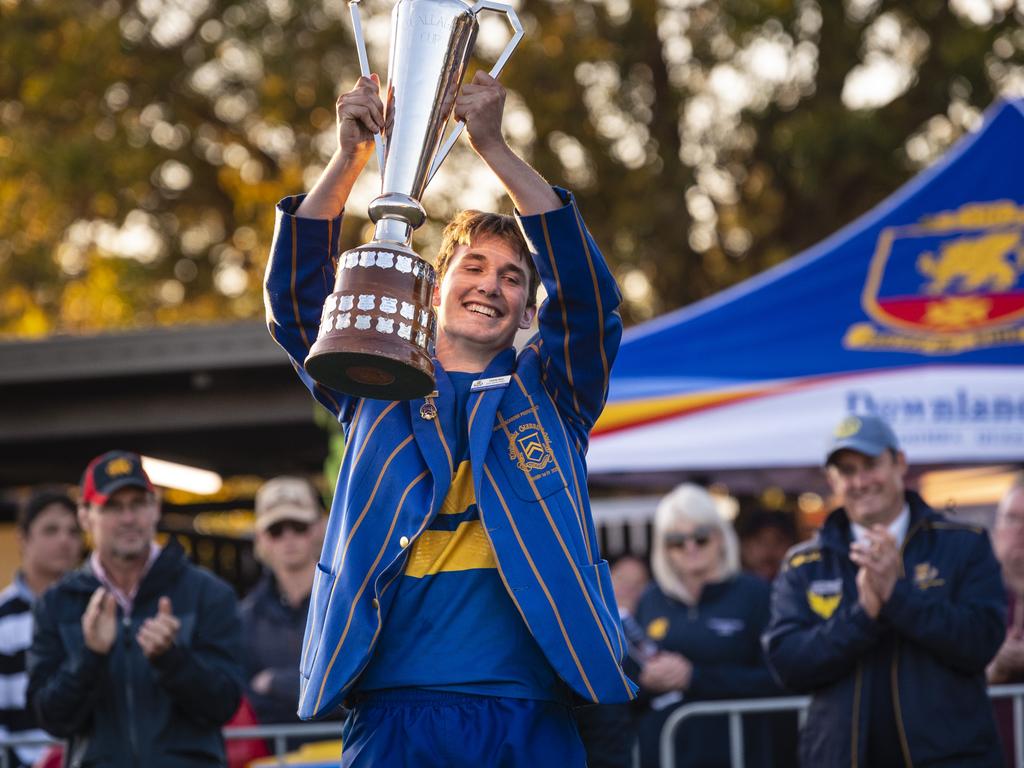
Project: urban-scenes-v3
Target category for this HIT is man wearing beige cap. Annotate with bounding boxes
[240,477,327,731]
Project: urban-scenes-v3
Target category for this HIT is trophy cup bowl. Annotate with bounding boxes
[305,239,438,400]
[304,0,523,400]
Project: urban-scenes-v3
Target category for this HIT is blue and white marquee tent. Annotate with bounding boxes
[588,99,1024,478]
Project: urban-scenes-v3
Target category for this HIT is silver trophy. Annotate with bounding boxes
[304,0,523,400]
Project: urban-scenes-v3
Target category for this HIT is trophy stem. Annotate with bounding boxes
[374,219,414,245]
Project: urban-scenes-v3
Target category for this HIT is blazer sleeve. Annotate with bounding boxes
[26,593,106,737]
[263,194,354,421]
[762,562,881,692]
[516,188,622,440]
[880,529,1006,675]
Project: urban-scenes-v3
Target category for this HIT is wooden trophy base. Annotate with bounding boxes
[304,243,437,401]
[305,339,434,401]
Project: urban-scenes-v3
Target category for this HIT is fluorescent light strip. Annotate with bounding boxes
[140,456,223,496]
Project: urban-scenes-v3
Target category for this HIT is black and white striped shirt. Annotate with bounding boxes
[0,574,50,768]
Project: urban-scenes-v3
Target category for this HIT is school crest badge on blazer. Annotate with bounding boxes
[508,422,554,472]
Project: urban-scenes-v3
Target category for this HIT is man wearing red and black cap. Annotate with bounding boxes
[26,450,245,767]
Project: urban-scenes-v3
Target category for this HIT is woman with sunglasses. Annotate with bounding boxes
[634,483,782,768]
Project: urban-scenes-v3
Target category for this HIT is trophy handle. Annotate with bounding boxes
[426,0,525,184]
[348,0,387,176]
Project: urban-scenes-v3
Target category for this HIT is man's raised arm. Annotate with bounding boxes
[455,72,622,433]
[264,76,386,417]
[454,71,562,215]
[296,74,383,219]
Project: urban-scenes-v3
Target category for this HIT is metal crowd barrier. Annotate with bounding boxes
[0,721,342,768]
[6,687,1024,768]
[659,683,1024,767]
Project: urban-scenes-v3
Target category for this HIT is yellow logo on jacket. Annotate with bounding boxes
[913,561,945,590]
[787,550,821,570]
[647,617,669,641]
[508,422,554,473]
[807,592,841,620]
[807,578,843,620]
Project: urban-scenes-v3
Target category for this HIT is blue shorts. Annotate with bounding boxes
[340,689,587,768]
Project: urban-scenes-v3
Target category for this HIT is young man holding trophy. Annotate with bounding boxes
[265,56,635,766]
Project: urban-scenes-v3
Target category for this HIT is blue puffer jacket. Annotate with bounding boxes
[27,539,244,768]
[635,574,782,768]
[763,492,1005,768]
[239,572,310,727]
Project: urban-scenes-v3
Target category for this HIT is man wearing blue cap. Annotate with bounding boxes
[763,415,1006,767]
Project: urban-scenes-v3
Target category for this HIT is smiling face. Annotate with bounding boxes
[79,485,160,564]
[433,234,537,369]
[826,448,907,528]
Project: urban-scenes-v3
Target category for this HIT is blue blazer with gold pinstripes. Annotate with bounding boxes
[264,187,638,719]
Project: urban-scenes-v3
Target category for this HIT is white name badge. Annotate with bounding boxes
[471,375,512,392]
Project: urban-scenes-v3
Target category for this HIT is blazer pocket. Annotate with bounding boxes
[492,425,568,502]
[300,563,336,679]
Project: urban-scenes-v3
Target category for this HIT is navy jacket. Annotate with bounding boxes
[27,539,244,768]
[635,574,781,768]
[239,572,310,726]
[265,188,636,718]
[763,492,1005,768]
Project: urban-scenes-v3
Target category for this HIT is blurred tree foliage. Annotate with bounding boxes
[1,0,1022,335]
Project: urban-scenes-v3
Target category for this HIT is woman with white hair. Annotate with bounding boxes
[634,483,781,768]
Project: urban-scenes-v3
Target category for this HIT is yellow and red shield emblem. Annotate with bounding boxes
[862,205,1024,336]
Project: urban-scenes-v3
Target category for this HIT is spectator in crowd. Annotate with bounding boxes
[611,554,659,666]
[240,476,327,736]
[635,484,780,768]
[266,72,634,766]
[27,450,244,767]
[611,555,649,617]
[0,490,82,768]
[988,476,1024,765]
[736,509,799,583]
[576,555,653,768]
[764,415,1006,767]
